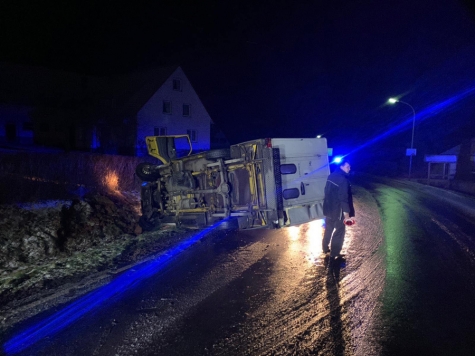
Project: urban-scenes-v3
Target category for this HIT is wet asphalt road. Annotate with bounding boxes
[3,177,475,355]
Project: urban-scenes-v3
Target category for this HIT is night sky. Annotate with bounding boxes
[1,0,475,168]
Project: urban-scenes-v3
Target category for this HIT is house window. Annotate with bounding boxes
[154,127,167,136]
[39,122,50,132]
[22,122,33,131]
[5,123,16,141]
[173,79,182,91]
[187,129,197,142]
[163,100,172,114]
[183,104,191,117]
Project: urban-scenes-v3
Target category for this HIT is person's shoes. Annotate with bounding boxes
[337,256,346,263]
[331,254,346,263]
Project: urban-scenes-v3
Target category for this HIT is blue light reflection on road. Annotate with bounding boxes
[4,222,224,355]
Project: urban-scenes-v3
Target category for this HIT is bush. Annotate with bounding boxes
[0,151,157,204]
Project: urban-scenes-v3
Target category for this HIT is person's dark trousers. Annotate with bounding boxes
[322,217,346,257]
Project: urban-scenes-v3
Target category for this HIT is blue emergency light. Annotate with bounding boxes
[332,156,343,164]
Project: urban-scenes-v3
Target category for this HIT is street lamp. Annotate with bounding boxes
[388,98,416,179]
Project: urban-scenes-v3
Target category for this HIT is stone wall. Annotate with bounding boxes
[422,179,475,196]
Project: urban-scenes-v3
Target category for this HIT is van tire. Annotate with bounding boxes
[139,215,161,231]
[216,217,239,230]
[136,163,160,181]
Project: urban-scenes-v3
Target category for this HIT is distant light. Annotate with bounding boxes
[316,135,322,138]
[333,156,343,164]
[104,171,119,191]
[388,98,398,104]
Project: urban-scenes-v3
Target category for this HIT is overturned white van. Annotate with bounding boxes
[136,136,330,230]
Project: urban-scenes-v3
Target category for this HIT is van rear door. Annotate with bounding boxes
[271,138,329,226]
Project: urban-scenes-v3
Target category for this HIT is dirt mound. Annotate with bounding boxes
[0,191,203,333]
[0,193,144,308]
[0,193,141,269]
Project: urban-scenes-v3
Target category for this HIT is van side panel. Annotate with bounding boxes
[271,138,329,226]
[260,147,283,226]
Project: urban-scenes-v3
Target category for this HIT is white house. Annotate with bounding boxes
[425,138,475,180]
[129,66,212,156]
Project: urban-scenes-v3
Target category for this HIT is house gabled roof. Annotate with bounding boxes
[440,138,475,155]
[110,66,178,117]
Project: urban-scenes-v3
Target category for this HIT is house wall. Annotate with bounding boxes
[428,143,475,180]
[136,67,211,156]
[0,104,34,145]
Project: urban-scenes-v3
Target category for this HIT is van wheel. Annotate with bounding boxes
[216,217,239,230]
[139,215,161,231]
[205,148,231,160]
[136,163,160,181]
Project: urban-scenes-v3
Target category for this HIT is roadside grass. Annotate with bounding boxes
[0,227,196,332]
[0,152,169,326]
[0,150,203,332]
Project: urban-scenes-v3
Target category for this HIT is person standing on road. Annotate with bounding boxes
[322,160,355,261]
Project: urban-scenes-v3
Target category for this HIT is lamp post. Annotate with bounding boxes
[388,98,416,179]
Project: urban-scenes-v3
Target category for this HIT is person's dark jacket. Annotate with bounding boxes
[323,168,355,220]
